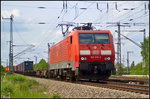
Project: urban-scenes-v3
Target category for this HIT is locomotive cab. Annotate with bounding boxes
[77,31,116,80]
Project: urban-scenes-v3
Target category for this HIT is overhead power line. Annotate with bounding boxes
[72,2,95,21]
[115,3,144,22]
[13,23,28,44]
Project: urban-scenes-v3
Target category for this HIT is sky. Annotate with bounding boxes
[1,1,149,67]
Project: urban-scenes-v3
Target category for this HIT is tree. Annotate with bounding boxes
[140,37,149,74]
[33,59,48,70]
[130,37,149,75]
[130,61,135,69]
[115,62,124,75]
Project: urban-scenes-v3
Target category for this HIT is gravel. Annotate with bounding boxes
[27,76,149,98]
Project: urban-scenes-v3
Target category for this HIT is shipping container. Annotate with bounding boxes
[13,66,18,72]
[5,66,9,71]
[16,61,33,72]
[23,61,33,71]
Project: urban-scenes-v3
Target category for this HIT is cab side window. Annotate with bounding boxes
[70,36,72,44]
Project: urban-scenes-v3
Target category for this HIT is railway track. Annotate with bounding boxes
[109,76,149,84]
[106,81,149,89]
[18,73,150,95]
[76,80,149,95]
[50,77,149,95]
[108,77,149,86]
[110,76,149,81]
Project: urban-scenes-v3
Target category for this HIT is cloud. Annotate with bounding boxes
[31,42,40,46]
[1,9,20,18]
[12,9,20,17]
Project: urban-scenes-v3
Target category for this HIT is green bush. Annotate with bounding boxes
[130,62,146,75]
[20,79,39,90]
[1,82,13,97]
[6,74,26,82]
[1,74,54,98]
[1,66,7,77]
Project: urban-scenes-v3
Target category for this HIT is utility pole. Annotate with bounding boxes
[141,29,146,68]
[122,55,125,66]
[107,22,130,74]
[34,56,37,65]
[2,14,14,73]
[127,51,133,74]
[6,59,8,66]
[34,56,37,69]
[117,22,121,74]
[47,43,50,63]
[47,42,55,69]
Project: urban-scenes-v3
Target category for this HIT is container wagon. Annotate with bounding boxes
[15,61,33,74]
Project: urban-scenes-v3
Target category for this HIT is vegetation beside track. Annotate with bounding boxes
[111,74,149,78]
[1,72,61,98]
[33,59,48,70]
[114,37,149,76]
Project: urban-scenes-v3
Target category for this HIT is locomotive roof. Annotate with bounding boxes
[50,30,111,49]
[67,30,111,37]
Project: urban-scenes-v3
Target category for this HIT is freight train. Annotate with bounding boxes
[13,23,116,81]
[14,61,33,72]
[13,61,35,76]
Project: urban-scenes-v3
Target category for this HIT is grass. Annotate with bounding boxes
[1,73,62,98]
[50,93,62,98]
[122,75,149,78]
[111,74,149,78]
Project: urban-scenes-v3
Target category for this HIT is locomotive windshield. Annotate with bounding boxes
[79,33,109,44]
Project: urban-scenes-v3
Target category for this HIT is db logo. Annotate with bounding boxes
[93,46,97,49]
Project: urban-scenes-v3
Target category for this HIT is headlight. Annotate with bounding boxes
[80,50,90,55]
[81,57,87,60]
[105,57,110,60]
[101,50,111,55]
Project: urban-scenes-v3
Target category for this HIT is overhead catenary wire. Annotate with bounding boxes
[32,15,61,52]
[115,2,145,22]
[103,2,149,29]
[94,2,116,24]
[33,2,79,56]
[129,13,149,23]
[57,1,67,19]
[30,26,59,63]
[109,2,143,23]
[13,23,29,45]
[72,2,95,21]
[74,3,79,20]
[118,9,146,22]
[93,1,135,23]
[32,26,58,51]
[93,1,126,24]
[31,11,64,50]
[59,1,76,22]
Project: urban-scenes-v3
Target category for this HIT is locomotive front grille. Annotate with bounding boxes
[79,62,114,74]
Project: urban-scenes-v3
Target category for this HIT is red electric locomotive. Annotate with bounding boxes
[48,23,116,80]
